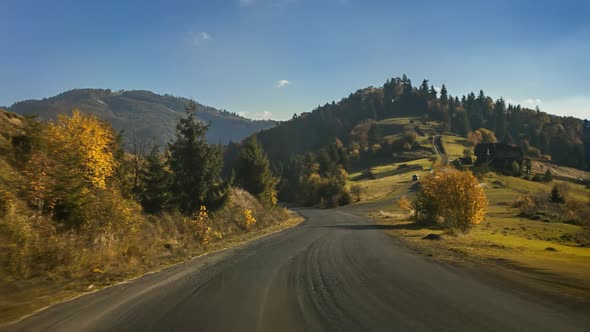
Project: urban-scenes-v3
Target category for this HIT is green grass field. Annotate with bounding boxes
[441,134,472,158]
[349,132,590,301]
[349,158,433,201]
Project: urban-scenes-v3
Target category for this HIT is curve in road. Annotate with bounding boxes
[2,208,588,331]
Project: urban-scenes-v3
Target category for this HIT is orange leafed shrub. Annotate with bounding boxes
[414,168,488,233]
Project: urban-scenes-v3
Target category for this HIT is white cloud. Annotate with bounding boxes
[277,79,291,88]
[524,98,542,105]
[240,0,254,6]
[252,111,272,120]
[193,32,212,46]
[200,32,211,40]
[258,111,273,120]
[236,110,273,120]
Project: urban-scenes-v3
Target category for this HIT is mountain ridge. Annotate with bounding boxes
[8,88,276,149]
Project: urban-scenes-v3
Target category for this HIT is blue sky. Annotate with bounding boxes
[1,0,589,120]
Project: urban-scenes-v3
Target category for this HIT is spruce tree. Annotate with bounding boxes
[168,107,226,214]
[139,145,172,214]
[440,84,449,106]
[234,136,277,206]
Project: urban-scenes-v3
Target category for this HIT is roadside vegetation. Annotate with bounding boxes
[411,167,488,234]
[0,108,300,323]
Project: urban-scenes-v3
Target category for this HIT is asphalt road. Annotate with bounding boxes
[3,208,588,331]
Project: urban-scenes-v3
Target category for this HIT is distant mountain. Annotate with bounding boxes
[8,89,276,148]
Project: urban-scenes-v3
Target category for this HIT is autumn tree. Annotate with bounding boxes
[41,110,118,223]
[234,136,277,206]
[349,120,375,151]
[47,110,117,190]
[414,168,488,234]
[467,128,497,145]
[477,128,497,143]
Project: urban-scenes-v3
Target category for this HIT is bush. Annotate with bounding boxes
[350,184,363,202]
[544,169,553,182]
[513,193,543,216]
[398,195,412,211]
[550,183,569,204]
[514,189,590,226]
[337,191,352,206]
[413,168,488,234]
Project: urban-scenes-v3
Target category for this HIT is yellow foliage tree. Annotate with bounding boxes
[467,128,497,146]
[47,110,117,189]
[414,168,488,233]
[477,128,497,143]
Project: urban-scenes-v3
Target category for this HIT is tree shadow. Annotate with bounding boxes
[323,223,426,231]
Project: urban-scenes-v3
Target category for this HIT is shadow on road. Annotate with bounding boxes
[323,223,424,231]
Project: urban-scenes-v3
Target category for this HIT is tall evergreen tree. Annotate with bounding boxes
[429,85,438,99]
[138,145,172,214]
[234,136,277,206]
[493,98,507,141]
[440,84,449,106]
[168,107,226,214]
[420,80,430,96]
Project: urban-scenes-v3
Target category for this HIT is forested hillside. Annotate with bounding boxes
[243,75,590,207]
[8,89,276,149]
[256,75,589,172]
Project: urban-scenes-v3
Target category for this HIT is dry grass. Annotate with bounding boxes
[0,188,303,324]
[532,160,590,182]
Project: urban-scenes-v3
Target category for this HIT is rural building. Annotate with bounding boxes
[474,142,531,175]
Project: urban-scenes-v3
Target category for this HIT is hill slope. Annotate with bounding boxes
[255,76,590,171]
[8,89,276,148]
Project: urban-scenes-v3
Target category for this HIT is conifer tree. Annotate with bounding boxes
[168,106,226,214]
[234,136,277,206]
[138,145,172,214]
[440,84,449,106]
